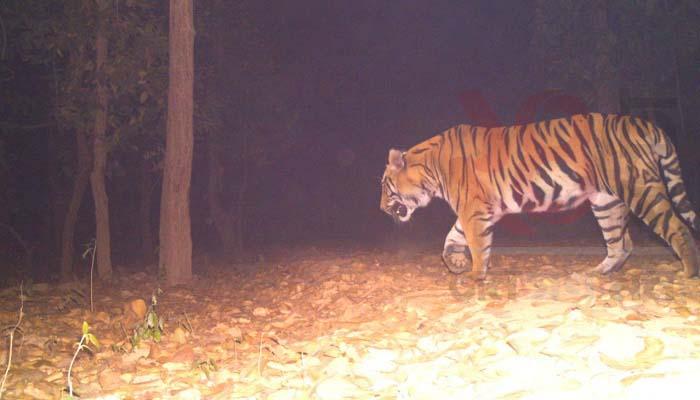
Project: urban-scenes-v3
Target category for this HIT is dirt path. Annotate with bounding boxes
[2,245,700,399]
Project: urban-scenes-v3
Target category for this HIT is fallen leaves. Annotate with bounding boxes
[2,248,700,398]
[599,336,665,370]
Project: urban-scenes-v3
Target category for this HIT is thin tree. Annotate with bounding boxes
[90,13,112,279]
[159,0,194,285]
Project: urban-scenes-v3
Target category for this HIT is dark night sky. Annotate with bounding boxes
[223,1,538,245]
[3,1,699,270]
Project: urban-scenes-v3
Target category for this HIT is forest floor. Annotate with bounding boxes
[2,239,700,399]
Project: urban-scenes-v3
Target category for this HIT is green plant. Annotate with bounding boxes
[130,290,164,348]
[0,283,24,399]
[66,322,99,399]
[193,358,217,380]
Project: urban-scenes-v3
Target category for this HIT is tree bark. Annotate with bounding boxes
[159,0,194,285]
[90,22,112,279]
[60,131,91,278]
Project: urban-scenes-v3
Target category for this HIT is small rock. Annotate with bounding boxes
[172,388,201,400]
[125,298,147,319]
[172,326,188,344]
[603,282,622,292]
[32,283,50,293]
[21,384,53,400]
[268,389,305,400]
[228,326,242,338]
[94,310,111,323]
[253,307,270,317]
[98,368,125,391]
[351,262,367,271]
[315,376,361,400]
[170,344,196,364]
[148,343,162,359]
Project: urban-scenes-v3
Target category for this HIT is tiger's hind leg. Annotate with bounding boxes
[632,184,699,277]
[590,193,633,274]
[442,220,472,274]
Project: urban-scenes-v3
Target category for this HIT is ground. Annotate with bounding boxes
[2,239,700,399]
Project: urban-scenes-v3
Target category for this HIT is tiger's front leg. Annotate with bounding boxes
[442,220,472,274]
[460,209,495,280]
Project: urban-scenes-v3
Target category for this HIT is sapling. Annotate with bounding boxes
[66,321,99,398]
[130,290,164,348]
[0,283,25,399]
[82,239,97,312]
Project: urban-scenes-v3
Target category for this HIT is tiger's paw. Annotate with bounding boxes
[443,251,471,274]
[466,270,487,281]
[594,255,627,274]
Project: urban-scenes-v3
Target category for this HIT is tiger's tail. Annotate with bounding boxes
[651,124,700,231]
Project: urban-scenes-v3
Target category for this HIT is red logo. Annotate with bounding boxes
[459,90,590,235]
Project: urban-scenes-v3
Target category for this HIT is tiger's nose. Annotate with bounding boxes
[393,203,407,218]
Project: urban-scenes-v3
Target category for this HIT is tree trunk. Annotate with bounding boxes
[139,157,155,263]
[60,131,91,279]
[90,23,112,279]
[159,0,194,285]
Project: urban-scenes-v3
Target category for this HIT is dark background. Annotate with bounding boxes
[2,1,700,278]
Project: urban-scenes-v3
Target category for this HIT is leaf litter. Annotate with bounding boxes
[1,246,700,399]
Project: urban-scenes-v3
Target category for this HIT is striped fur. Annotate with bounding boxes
[380,113,699,279]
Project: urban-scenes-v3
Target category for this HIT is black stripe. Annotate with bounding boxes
[641,193,665,220]
[661,209,673,237]
[552,183,562,202]
[554,128,577,161]
[534,163,553,186]
[634,186,653,215]
[592,199,623,212]
[552,151,583,186]
[600,224,620,233]
[532,183,546,204]
[606,235,623,245]
[522,200,537,211]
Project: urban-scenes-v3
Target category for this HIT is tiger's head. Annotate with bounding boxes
[380,149,436,223]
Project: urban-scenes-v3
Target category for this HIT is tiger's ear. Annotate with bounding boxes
[388,149,405,171]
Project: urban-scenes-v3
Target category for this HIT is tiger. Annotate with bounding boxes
[380,113,699,280]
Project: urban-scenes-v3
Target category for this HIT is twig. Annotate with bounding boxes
[89,243,96,312]
[82,239,96,312]
[183,311,194,337]
[300,351,308,387]
[0,283,25,399]
[257,332,263,376]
